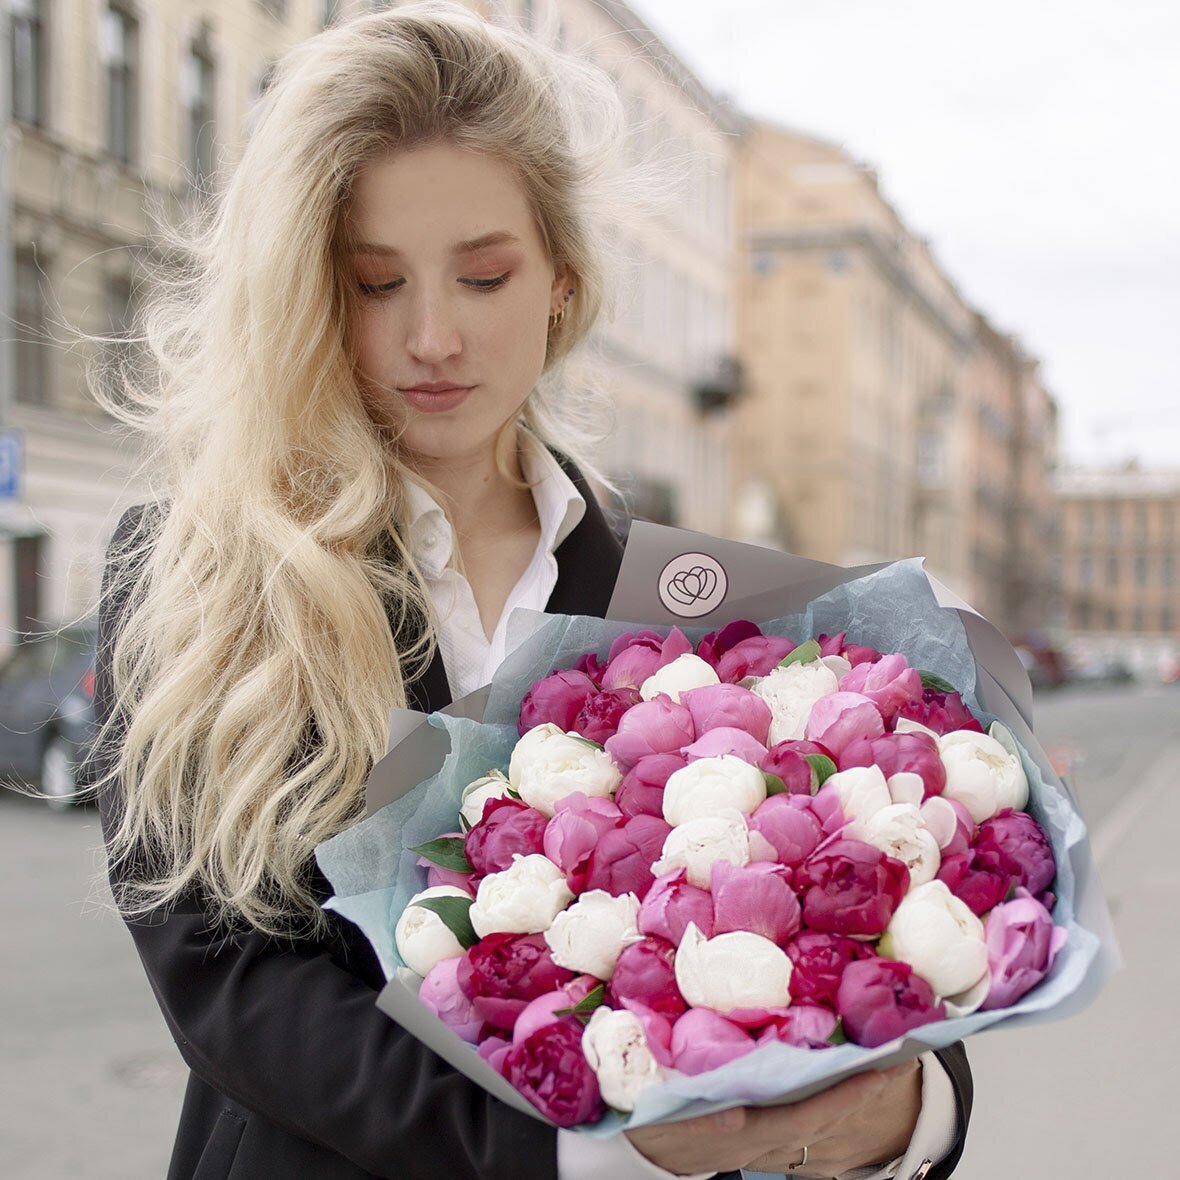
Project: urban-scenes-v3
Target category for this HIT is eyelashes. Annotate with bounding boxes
[357,273,512,297]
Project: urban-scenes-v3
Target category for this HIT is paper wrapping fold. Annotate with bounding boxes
[316,522,1119,1134]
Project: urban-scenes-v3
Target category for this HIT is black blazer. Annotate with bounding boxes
[90,477,971,1180]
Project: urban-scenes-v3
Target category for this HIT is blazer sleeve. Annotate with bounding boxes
[928,1042,972,1180]
[91,506,560,1180]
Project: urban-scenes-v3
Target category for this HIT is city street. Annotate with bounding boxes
[1,682,1176,1178]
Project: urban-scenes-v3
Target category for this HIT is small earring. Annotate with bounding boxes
[547,303,567,330]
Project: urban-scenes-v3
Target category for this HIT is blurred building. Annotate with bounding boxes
[966,314,1059,636]
[733,120,1060,632]
[492,0,741,534]
[0,0,739,647]
[0,0,332,647]
[1056,464,1180,675]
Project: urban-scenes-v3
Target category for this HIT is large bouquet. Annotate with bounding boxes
[317,527,1115,1134]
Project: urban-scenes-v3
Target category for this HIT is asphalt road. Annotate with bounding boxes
[1,682,1175,1178]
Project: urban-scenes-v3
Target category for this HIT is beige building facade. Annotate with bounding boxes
[733,120,1060,635]
[1056,466,1180,675]
[1,0,740,646]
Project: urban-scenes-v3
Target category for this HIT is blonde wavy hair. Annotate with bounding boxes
[93,1,627,936]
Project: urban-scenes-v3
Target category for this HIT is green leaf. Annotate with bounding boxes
[568,734,606,752]
[918,670,957,694]
[409,836,473,874]
[459,812,472,834]
[804,754,838,788]
[555,983,606,1024]
[412,896,478,949]
[827,1020,848,1046]
[778,639,822,668]
[763,771,789,796]
[505,787,523,801]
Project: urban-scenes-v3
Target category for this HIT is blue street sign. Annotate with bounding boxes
[0,429,23,500]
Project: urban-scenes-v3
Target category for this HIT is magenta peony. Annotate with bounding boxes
[839,653,923,725]
[897,688,984,735]
[581,814,673,899]
[711,860,801,946]
[615,753,686,818]
[637,868,715,945]
[838,731,947,800]
[500,1021,605,1126]
[670,1008,757,1075]
[806,692,886,759]
[786,931,878,1008]
[573,687,641,744]
[757,1003,840,1049]
[456,932,575,1031]
[680,683,773,745]
[419,957,483,1043]
[748,794,824,867]
[542,793,624,891]
[837,958,946,1047]
[601,628,693,692]
[976,809,1056,897]
[604,697,696,770]
[795,839,909,937]
[607,937,688,1019]
[981,888,1067,1010]
[464,799,549,879]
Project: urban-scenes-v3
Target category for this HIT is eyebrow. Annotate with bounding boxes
[350,231,522,257]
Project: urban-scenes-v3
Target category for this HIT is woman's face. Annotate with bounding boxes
[346,141,567,467]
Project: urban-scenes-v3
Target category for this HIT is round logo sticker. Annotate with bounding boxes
[657,552,729,618]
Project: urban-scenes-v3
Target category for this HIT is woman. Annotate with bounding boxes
[89,5,970,1178]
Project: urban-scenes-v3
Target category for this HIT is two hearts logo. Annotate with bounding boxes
[657,552,728,618]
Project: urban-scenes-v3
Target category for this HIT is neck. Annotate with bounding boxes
[406,428,537,542]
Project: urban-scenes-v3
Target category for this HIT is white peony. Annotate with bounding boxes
[751,661,840,744]
[894,716,941,741]
[395,885,470,978]
[468,854,574,938]
[582,1007,671,1111]
[508,723,621,818]
[887,772,926,807]
[885,880,988,999]
[652,808,751,888]
[459,771,512,828]
[662,756,767,827]
[863,803,941,888]
[820,654,853,680]
[939,729,1029,823]
[919,795,964,850]
[674,923,793,1014]
[639,653,721,703]
[825,764,893,839]
[544,890,642,980]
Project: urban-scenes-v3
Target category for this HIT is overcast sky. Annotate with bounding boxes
[629,0,1180,469]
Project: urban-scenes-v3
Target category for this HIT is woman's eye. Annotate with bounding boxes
[358,278,404,296]
[463,273,511,291]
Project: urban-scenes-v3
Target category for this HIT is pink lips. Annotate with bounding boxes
[399,382,474,413]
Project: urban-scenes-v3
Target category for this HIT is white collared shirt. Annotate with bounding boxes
[403,436,957,1180]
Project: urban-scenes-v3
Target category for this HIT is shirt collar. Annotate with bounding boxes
[402,434,586,580]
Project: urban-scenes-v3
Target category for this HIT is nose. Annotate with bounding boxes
[404,288,462,365]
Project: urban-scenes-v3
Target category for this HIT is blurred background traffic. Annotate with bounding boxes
[1,1,1175,1177]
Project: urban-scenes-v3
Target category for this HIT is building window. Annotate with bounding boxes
[1133,606,1145,632]
[1076,601,1091,630]
[11,0,46,127]
[257,0,288,18]
[184,29,217,187]
[1078,555,1093,588]
[104,272,141,390]
[103,5,139,165]
[1163,554,1175,587]
[1106,555,1118,585]
[14,248,49,406]
[1135,554,1149,588]
[1163,605,1174,633]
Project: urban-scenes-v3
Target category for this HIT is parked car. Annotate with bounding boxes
[0,623,98,810]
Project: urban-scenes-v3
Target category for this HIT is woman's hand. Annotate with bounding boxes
[624,1060,922,1178]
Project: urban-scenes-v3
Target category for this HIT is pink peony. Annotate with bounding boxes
[615,753,686,819]
[837,958,946,1048]
[981,888,1067,1010]
[795,839,909,937]
[682,726,769,764]
[518,669,598,735]
[601,628,693,692]
[464,799,549,880]
[670,1008,757,1075]
[937,845,1012,916]
[573,687,642,744]
[500,1021,605,1126]
[605,697,696,770]
[418,830,476,895]
[757,1003,840,1049]
[574,651,607,687]
[897,688,984,736]
[838,731,947,800]
[419,957,483,1043]
[456,932,575,1031]
[543,793,624,891]
[637,868,715,945]
[839,654,923,725]
[511,976,600,1045]
[607,937,687,1019]
[976,809,1056,897]
[818,632,882,667]
[760,740,831,796]
[711,860,801,946]
[680,683,773,745]
[581,814,673,900]
[748,794,824,867]
[806,692,886,759]
[787,931,878,1009]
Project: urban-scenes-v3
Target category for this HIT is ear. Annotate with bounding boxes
[550,266,572,312]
